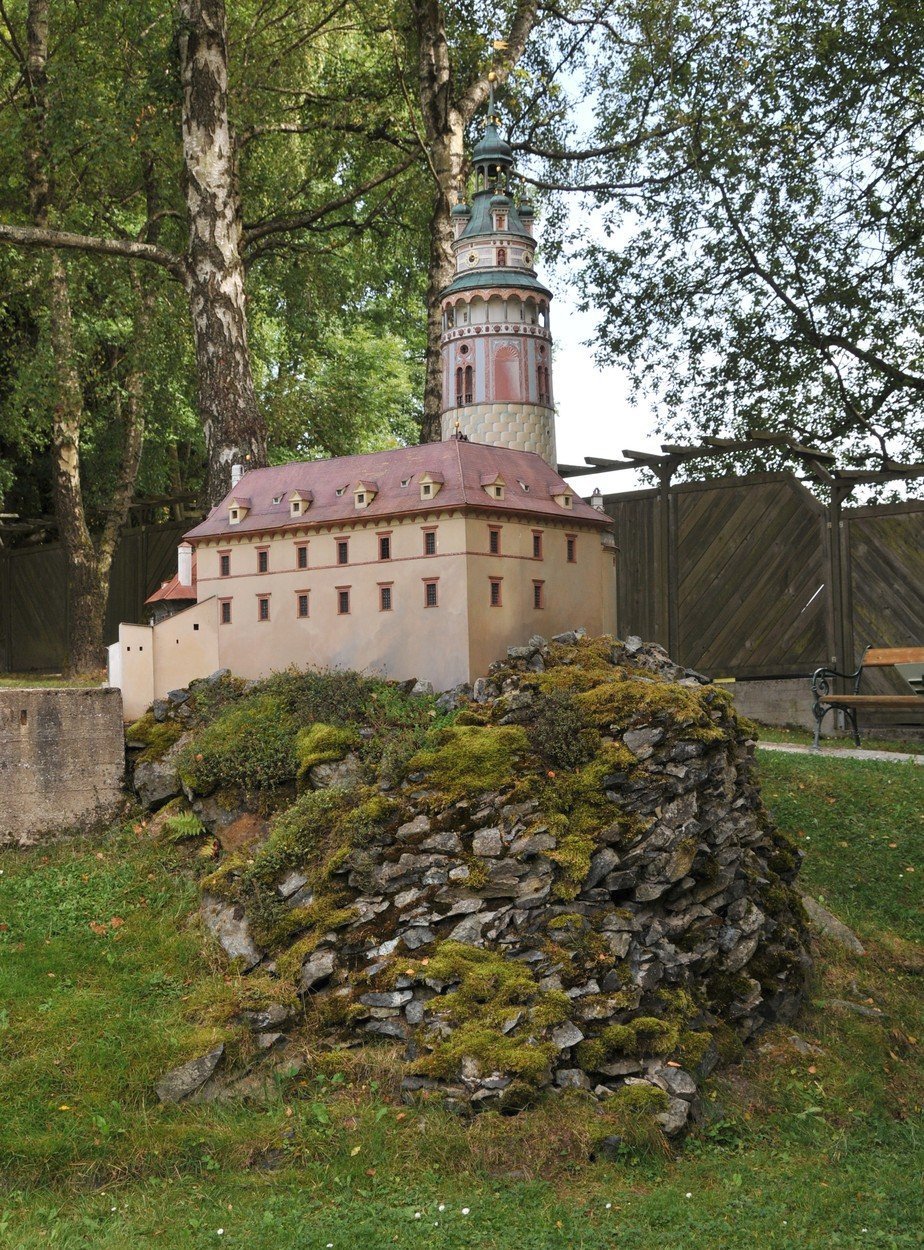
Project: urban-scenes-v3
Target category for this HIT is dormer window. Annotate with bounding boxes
[289,489,313,518]
[419,472,444,501]
[227,496,251,524]
[335,486,346,497]
[550,486,573,509]
[272,495,283,505]
[354,480,378,509]
[481,472,506,501]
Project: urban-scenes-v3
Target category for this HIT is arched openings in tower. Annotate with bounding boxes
[494,344,521,402]
[496,246,507,267]
[455,366,464,406]
[464,364,473,404]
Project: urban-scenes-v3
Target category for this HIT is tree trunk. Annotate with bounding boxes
[24,0,144,674]
[178,0,267,505]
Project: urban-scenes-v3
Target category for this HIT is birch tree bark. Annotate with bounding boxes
[177,0,266,500]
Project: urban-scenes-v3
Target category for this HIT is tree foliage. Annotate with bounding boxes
[562,0,924,472]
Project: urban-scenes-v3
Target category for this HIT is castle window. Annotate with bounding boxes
[258,595,270,622]
[533,580,545,610]
[272,495,283,505]
[421,483,432,498]
[220,599,232,625]
[297,592,310,619]
[464,364,473,404]
[493,485,503,499]
[532,530,543,559]
[230,509,239,523]
[379,584,393,612]
[356,492,365,506]
[219,552,230,577]
[378,533,391,561]
[424,579,439,608]
[456,366,464,407]
[496,247,507,266]
[337,539,349,565]
[489,578,502,607]
[566,535,577,563]
[488,526,501,555]
[337,587,351,615]
[423,528,437,556]
[296,544,308,570]
[257,548,269,573]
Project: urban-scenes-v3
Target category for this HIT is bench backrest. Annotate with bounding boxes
[863,647,924,667]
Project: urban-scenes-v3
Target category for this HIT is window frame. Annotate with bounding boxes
[336,538,349,566]
[422,526,437,556]
[423,578,439,608]
[488,525,502,555]
[257,594,271,622]
[336,586,351,615]
[377,531,392,561]
[257,546,269,574]
[532,580,545,610]
[295,543,309,570]
[219,550,231,578]
[532,530,543,560]
[378,582,394,612]
[566,534,577,564]
[489,577,503,607]
[219,598,232,625]
[296,590,310,619]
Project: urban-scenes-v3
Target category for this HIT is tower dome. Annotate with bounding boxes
[439,116,556,466]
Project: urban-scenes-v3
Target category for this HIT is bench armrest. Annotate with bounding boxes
[811,664,863,698]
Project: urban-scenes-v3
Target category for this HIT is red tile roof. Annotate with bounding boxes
[146,553,198,604]
[184,440,610,542]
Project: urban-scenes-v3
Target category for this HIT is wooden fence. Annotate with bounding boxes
[604,471,924,683]
[0,523,187,673]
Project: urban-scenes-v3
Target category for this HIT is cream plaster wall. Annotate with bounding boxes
[114,508,617,714]
[197,512,473,691]
[151,598,221,704]
[462,514,617,682]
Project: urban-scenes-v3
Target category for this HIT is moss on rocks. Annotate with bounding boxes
[125,713,184,763]
[408,724,529,804]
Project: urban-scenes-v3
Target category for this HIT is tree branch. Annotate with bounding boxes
[0,220,185,278]
[242,156,414,248]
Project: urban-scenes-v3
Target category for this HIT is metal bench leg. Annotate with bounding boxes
[812,702,832,751]
[845,706,861,747]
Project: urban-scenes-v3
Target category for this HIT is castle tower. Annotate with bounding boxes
[439,120,557,465]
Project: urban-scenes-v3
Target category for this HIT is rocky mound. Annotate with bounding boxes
[128,632,811,1138]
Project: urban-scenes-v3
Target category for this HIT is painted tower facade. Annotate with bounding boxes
[439,122,556,466]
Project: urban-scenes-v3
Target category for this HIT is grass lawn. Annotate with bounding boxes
[0,673,104,689]
[756,723,924,756]
[0,752,921,1248]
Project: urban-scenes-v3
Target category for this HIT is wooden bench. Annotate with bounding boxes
[811,646,924,748]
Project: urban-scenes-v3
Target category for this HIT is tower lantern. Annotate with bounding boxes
[439,117,556,465]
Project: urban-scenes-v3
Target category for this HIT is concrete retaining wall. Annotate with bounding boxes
[0,688,125,845]
[726,678,816,731]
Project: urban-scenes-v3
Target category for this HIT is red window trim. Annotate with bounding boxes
[336,585,351,615]
[378,581,394,611]
[531,529,543,559]
[257,593,271,622]
[489,577,503,607]
[422,577,439,608]
[295,543,309,569]
[336,537,350,565]
[218,549,231,577]
[295,589,310,618]
[532,579,545,609]
[421,525,438,556]
[566,533,578,563]
[219,597,232,624]
[377,530,393,560]
[256,545,270,573]
[488,524,502,555]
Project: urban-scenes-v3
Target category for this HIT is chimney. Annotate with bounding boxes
[177,542,193,588]
[230,463,244,489]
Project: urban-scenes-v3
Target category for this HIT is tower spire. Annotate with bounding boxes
[436,96,556,465]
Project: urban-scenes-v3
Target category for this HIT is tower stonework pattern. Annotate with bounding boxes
[439,122,557,466]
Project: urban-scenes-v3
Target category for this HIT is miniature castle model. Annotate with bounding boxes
[108,117,617,722]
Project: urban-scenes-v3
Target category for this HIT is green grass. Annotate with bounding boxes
[0,673,104,688]
[0,753,921,1248]
[756,723,924,755]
